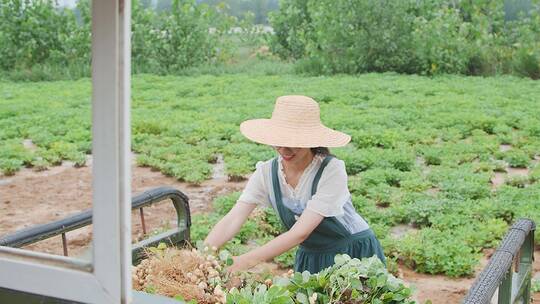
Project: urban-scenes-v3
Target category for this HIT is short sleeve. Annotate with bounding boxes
[237,161,271,208]
[306,158,349,217]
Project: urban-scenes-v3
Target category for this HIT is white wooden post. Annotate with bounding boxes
[92,0,132,302]
[0,1,132,303]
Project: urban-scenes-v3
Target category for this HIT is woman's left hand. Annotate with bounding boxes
[227,255,253,273]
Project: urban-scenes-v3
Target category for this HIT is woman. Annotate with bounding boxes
[204,95,385,274]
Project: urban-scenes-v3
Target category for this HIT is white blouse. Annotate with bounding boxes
[238,154,369,234]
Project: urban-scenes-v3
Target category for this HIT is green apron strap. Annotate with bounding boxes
[311,155,334,197]
[307,155,351,237]
[271,157,296,230]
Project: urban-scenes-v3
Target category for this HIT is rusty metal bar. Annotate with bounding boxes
[61,233,68,257]
[139,208,147,235]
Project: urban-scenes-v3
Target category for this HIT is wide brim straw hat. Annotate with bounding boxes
[240,95,351,148]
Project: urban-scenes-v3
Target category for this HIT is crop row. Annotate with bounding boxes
[1,73,539,276]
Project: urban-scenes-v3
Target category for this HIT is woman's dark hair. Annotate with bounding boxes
[311,147,331,156]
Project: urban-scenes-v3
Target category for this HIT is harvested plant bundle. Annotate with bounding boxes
[132,244,230,303]
[134,244,413,304]
[228,255,414,304]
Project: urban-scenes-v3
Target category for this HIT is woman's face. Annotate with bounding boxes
[273,146,313,163]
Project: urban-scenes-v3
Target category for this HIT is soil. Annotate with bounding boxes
[1,159,539,303]
[0,155,246,257]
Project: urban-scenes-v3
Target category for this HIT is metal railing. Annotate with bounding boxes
[463,218,536,304]
[0,186,191,264]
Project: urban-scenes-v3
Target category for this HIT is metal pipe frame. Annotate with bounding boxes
[0,186,191,252]
[462,218,536,304]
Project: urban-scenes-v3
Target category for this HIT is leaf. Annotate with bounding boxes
[350,278,362,290]
[296,293,309,304]
[273,277,291,287]
[376,274,388,287]
[302,270,311,283]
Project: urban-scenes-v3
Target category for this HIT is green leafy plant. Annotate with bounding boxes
[504,150,530,168]
[532,278,540,293]
[229,255,414,303]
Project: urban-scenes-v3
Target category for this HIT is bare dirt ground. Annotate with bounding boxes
[0,155,246,257]
[1,159,539,303]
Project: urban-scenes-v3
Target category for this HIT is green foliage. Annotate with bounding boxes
[404,198,447,228]
[2,73,540,278]
[533,278,540,293]
[268,0,540,78]
[530,164,540,183]
[504,149,531,168]
[213,192,241,215]
[222,143,274,180]
[200,0,279,25]
[0,0,91,80]
[0,139,33,174]
[273,248,296,268]
[266,0,311,60]
[506,175,529,188]
[227,284,293,304]
[398,228,481,277]
[132,0,237,74]
[0,0,237,80]
[229,255,414,303]
[190,213,221,243]
[412,6,472,75]
[429,166,492,200]
[0,158,23,175]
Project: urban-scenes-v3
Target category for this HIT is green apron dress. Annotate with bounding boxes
[271,155,386,274]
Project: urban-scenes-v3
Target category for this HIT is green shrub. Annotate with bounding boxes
[333,146,375,175]
[429,166,492,200]
[0,158,23,175]
[0,0,90,79]
[213,192,241,216]
[190,213,221,243]
[267,0,311,60]
[412,7,472,75]
[404,198,446,228]
[351,129,402,149]
[398,228,481,277]
[506,175,529,188]
[297,0,417,74]
[268,0,540,78]
[421,149,443,166]
[530,165,540,183]
[0,0,236,80]
[504,150,530,168]
[132,0,236,74]
[533,278,540,293]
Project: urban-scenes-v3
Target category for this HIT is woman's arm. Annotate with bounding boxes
[204,201,257,249]
[228,208,324,272]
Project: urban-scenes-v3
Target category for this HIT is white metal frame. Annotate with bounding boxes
[0,0,132,303]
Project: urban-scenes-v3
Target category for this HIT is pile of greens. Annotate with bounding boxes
[227,255,413,304]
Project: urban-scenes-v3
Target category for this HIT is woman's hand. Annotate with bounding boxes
[226,255,255,273]
[226,210,324,273]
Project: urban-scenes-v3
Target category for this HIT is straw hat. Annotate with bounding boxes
[240,95,351,148]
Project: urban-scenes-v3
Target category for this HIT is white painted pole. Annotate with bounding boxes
[119,0,133,302]
[91,0,131,302]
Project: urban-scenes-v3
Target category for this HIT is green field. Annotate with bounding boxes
[1,72,539,277]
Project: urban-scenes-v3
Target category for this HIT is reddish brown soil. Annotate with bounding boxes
[1,160,539,303]
[0,159,246,257]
